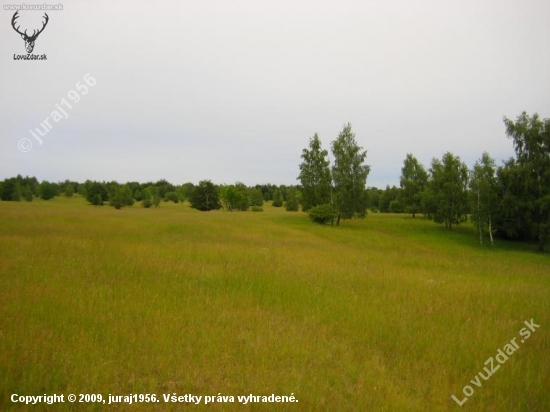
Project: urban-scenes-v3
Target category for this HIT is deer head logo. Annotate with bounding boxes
[11,11,49,54]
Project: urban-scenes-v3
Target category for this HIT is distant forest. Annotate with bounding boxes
[1,112,549,252]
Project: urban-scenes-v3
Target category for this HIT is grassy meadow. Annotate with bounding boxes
[0,197,549,411]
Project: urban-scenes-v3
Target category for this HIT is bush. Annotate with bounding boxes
[249,189,264,207]
[141,187,153,208]
[285,188,300,211]
[22,186,33,202]
[272,189,283,207]
[109,184,134,209]
[164,191,179,203]
[285,201,299,211]
[189,180,221,211]
[92,194,103,206]
[39,181,56,200]
[64,185,74,198]
[389,200,404,213]
[308,204,336,225]
[251,206,263,212]
[86,182,108,205]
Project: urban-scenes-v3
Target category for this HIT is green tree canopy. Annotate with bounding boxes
[272,189,283,207]
[298,133,332,211]
[285,187,300,211]
[86,182,108,205]
[423,152,469,230]
[189,180,221,211]
[400,153,428,218]
[108,183,134,209]
[141,187,153,208]
[331,123,370,225]
[39,181,56,200]
[249,188,264,207]
[219,184,249,211]
[502,112,550,251]
[469,152,498,245]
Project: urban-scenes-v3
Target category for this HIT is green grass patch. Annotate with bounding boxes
[0,198,548,410]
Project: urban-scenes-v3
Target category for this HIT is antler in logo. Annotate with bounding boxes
[11,11,49,54]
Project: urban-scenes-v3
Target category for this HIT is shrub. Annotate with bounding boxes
[152,187,161,207]
[109,184,134,209]
[141,187,153,208]
[189,180,221,211]
[272,189,283,207]
[285,188,300,211]
[86,182,108,205]
[308,203,336,225]
[64,185,74,198]
[39,181,56,200]
[164,191,179,203]
[249,189,264,207]
[285,201,299,211]
[389,200,404,213]
[92,194,103,206]
[22,186,33,202]
[251,206,263,212]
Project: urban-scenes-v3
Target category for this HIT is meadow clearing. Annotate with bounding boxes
[0,197,548,411]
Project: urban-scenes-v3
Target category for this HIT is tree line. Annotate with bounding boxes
[0,176,299,212]
[1,112,548,251]
[298,113,549,252]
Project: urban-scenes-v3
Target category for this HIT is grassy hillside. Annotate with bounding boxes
[1,197,548,411]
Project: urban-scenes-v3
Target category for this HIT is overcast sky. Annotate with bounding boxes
[1,0,549,187]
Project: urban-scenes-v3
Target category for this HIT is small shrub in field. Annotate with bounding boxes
[92,194,103,206]
[272,189,283,207]
[285,188,300,211]
[164,191,179,203]
[285,201,299,211]
[22,186,33,202]
[109,184,134,209]
[249,189,264,207]
[189,180,221,211]
[141,188,153,208]
[251,206,263,212]
[86,182,108,205]
[64,185,74,198]
[308,204,336,224]
[39,181,56,200]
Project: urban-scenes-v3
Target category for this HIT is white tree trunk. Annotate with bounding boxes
[477,188,482,244]
[488,215,494,246]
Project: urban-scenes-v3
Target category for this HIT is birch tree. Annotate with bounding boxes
[503,112,550,252]
[331,123,370,226]
[298,133,332,211]
[424,152,469,230]
[400,153,428,218]
[469,152,497,245]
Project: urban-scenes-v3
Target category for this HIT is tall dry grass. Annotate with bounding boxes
[0,197,548,410]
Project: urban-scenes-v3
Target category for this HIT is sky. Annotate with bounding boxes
[1,0,549,188]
